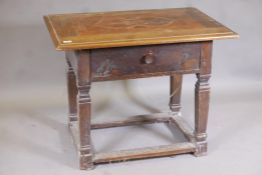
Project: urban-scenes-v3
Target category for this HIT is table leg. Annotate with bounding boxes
[66,57,78,125]
[169,74,183,115]
[194,74,210,156]
[194,41,212,156]
[76,51,94,170]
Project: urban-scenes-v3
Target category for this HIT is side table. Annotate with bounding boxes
[44,7,238,170]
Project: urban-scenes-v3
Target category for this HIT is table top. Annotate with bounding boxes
[44,7,238,50]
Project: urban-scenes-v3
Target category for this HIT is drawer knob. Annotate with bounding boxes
[142,52,154,64]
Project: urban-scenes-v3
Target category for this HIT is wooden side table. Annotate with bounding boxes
[44,8,238,170]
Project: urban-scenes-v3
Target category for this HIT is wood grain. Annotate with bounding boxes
[169,74,183,113]
[91,113,171,130]
[76,51,94,170]
[69,113,197,166]
[66,54,78,123]
[194,41,212,156]
[47,7,239,170]
[44,8,238,50]
[91,43,200,81]
[93,142,196,164]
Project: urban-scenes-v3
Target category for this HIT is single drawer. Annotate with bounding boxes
[91,43,201,81]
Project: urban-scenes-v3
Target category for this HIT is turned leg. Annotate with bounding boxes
[194,41,212,156]
[66,57,78,125]
[76,50,94,170]
[194,74,210,156]
[169,74,183,115]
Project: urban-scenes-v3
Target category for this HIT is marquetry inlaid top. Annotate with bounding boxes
[44,7,238,50]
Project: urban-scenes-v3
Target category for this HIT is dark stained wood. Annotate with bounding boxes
[44,8,238,50]
[194,41,212,156]
[91,43,200,81]
[169,74,183,113]
[69,113,197,165]
[66,54,78,124]
[44,7,238,170]
[93,142,196,164]
[91,114,171,130]
[76,51,94,170]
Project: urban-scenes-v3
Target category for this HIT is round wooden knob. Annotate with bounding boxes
[142,52,154,64]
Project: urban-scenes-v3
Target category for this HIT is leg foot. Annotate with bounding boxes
[194,141,207,157]
[80,153,95,170]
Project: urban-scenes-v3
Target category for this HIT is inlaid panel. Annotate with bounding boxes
[44,8,238,50]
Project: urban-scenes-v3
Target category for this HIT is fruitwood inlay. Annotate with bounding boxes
[44,7,238,170]
[44,8,238,50]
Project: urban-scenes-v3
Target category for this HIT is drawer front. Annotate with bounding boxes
[91,43,200,81]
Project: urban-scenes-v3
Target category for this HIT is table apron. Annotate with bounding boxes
[66,42,204,82]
